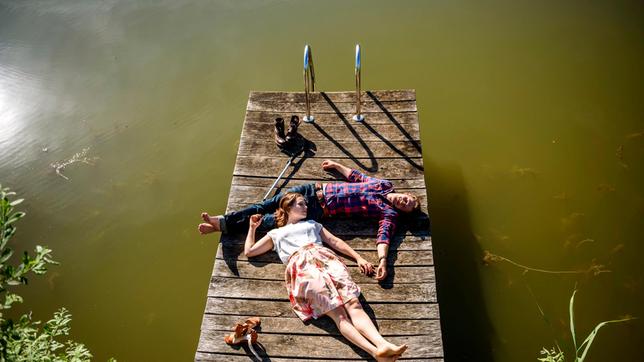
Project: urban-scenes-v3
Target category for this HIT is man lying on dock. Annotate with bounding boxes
[198,159,420,281]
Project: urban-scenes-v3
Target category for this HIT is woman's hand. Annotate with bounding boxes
[321,159,339,171]
[356,257,374,276]
[249,214,263,230]
[375,258,388,281]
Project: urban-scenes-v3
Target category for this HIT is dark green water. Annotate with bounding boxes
[1,0,642,360]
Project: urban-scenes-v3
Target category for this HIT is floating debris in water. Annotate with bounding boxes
[489,228,510,243]
[597,184,615,192]
[623,277,641,293]
[47,271,60,290]
[626,130,644,139]
[50,147,99,180]
[575,238,595,248]
[553,192,569,201]
[610,243,624,255]
[563,234,594,249]
[616,145,624,160]
[510,166,538,178]
[561,212,585,229]
[616,145,629,169]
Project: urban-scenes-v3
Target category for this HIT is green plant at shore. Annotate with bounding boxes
[538,289,634,362]
[0,184,102,361]
[483,249,634,361]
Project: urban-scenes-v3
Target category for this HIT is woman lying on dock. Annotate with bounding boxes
[199,159,420,281]
[244,192,408,361]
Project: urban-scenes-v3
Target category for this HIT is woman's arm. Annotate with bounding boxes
[244,214,274,257]
[320,227,373,275]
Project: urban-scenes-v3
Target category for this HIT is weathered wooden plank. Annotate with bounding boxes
[244,110,419,126]
[197,333,443,359]
[247,99,417,113]
[231,176,427,189]
[196,353,443,362]
[249,90,416,103]
[219,235,432,250]
[239,138,423,159]
[208,277,436,303]
[216,246,434,266]
[233,156,425,180]
[196,353,444,362]
[241,121,420,142]
[204,298,440,320]
[201,315,439,337]
[213,261,435,284]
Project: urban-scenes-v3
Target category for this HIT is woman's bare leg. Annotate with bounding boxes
[344,298,408,358]
[326,306,378,358]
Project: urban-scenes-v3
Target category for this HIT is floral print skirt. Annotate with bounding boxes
[285,243,361,321]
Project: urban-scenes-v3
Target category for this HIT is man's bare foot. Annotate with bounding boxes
[376,343,408,358]
[198,223,216,234]
[198,212,221,234]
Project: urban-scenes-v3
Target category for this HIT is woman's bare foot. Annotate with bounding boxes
[198,212,221,234]
[375,355,402,362]
[376,343,408,358]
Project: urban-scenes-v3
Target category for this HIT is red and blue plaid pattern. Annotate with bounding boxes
[323,170,398,245]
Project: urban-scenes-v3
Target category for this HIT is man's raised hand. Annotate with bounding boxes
[321,159,339,171]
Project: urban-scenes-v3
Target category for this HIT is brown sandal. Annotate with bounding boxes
[224,318,262,360]
[224,323,248,345]
[245,317,261,330]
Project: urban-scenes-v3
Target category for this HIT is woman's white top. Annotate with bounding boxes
[267,220,323,263]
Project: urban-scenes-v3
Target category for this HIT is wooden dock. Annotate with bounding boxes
[196,90,443,361]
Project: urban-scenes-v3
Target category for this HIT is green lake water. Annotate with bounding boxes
[1,0,642,360]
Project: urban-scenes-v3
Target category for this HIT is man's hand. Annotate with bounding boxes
[322,159,353,179]
[356,256,374,276]
[249,214,263,230]
[375,258,388,281]
[321,159,339,171]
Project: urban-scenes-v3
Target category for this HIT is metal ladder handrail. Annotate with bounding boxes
[303,44,315,123]
[352,44,364,122]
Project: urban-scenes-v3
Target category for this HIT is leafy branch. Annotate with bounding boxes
[0,184,106,361]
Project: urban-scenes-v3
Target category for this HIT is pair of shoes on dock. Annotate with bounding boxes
[224,316,261,345]
[275,116,300,147]
[224,317,262,360]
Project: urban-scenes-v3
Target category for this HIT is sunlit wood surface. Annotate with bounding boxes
[195,90,443,361]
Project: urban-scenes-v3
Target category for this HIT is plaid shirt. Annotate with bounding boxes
[323,169,398,245]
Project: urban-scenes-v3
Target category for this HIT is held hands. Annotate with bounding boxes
[249,214,263,230]
[375,258,388,281]
[356,257,374,276]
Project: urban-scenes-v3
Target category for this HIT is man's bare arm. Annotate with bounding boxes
[321,160,353,179]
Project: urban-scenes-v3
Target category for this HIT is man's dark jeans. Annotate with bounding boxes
[222,183,324,234]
